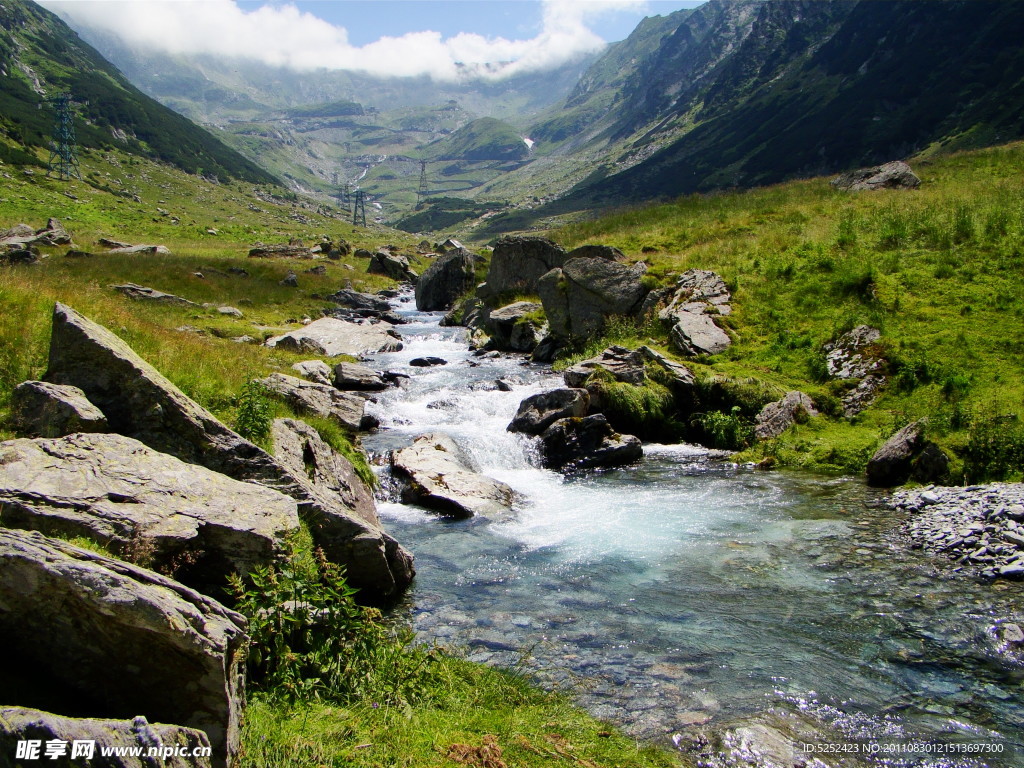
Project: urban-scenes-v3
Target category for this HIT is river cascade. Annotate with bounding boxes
[362,292,1024,766]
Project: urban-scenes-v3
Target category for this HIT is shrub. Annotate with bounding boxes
[694,406,753,450]
[962,413,1024,483]
[229,545,440,706]
[235,378,272,446]
[588,371,683,442]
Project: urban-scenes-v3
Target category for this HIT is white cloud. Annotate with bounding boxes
[42,0,648,80]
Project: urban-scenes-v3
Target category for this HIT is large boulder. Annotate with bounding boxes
[484,301,545,353]
[415,248,478,311]
[0,529,246,767]
[0,432,300,596]
[9,380,108,438]
[823,325,886,417]
[866,420,949,487]
[43,304,414,601]
[325,288,392,313]
[658,269,732,356]
[477,236,566,300]
[271,419,378,527]
[831,160,921,191]
[333,361,387,391]
[368,250,418,283]
[538,414,642,471]
[266,317,403,357]
[0,219,71,248]
[0,708,213,768]
[291,359,333,385]
[259,373,364,431]
[390,433,514,519]
[754,391,819,440]
[563,346,647,388]
[507,388,589,436]
[537,257,650,341]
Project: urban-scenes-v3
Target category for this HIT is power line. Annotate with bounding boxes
[352,189,367,228]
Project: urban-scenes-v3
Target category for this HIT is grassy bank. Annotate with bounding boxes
[548,142,1024,480]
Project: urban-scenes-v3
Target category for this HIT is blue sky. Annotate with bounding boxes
[47,0,706,80]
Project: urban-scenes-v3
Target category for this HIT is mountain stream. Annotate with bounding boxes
[361,293,1024,766]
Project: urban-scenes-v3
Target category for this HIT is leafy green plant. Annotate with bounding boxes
[694,406,753,450]
[962,412,1024,483]
[235,378,273,446]
[229,547,440,706]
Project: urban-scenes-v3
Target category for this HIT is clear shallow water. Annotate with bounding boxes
[363,295,1024,765]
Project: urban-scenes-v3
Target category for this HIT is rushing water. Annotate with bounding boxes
[361,293,1024,766]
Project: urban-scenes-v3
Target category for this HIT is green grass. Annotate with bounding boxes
[242,659,680,768]
[547,142,1024,480]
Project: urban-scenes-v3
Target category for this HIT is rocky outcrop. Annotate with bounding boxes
[391,433,514,518]
[368,250,418,283]
[0,529,246,767]
[537,257,650,341]
[754,391,818,440]
[866,420,948,487]
[43,304,414,601]
[104,244,172,255]
[823,325,886,417]
[538,414,642,471]
[291,359,333,385]
[893,483,1024,579]
[259,373,364,431]
[266,317,403,357]
[415,248,478,311]
[484,301,545,353]
[0,218,71,248]
[247,243,313,259]
[564,346,647,388]
[0,432,300,594]
[271,419,378,527]
[477,236,566,299]
[507,388,590,435]
[9,380,108,438]
[326,288,392,313]
[113,283,199,307]
[658,270,732,356]
[0,709,213,768]
[333,362,387,391]
[831,160,921,191]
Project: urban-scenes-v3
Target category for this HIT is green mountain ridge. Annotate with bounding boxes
[0,0,276,183]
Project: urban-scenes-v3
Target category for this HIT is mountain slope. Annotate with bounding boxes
[0,0,276,183]
[570,0,1024,204]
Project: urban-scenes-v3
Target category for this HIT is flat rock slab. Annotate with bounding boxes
[333,361,387,391]
[113,283,198,307]
[266,317,403,358]
[0,708,212,768]
[260,373,365,431]
[668,311,731,356]
[754,391,818,440]
[391,433,514,518]
[43,303,414,602]
[104,245,172,255]
[0,432,300,595]
[564,346,647,388]
[9,380,108,438]
[0,529,246,767]
[292,359,333,385]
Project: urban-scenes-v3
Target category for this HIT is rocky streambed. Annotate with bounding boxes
[363,292,1024,767]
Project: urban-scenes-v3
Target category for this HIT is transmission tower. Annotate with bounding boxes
[46,93,82,181]
[416,160,428,209]
[338,182,351,212]
[352,190,367,228]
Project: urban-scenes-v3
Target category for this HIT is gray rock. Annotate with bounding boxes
[271,419,378,527]
[538,258,649,341]
[112,283,199,307]
[279,271,299,288]
[666,306,731,356]
[260,373,364,431]
[291,359,333,385]
[368,250,418,283]
[105,245,172,255]
[332,362,387,391]
[563,346,647,388]
[0,219,71,248]
[663,269,732,314]
[565,244,627,262]
[539,414,643,471]
[353,248,374,259]
[637,346,696,392]
[507,388,590,435]
[831,160,921,191]
[0,432,300,595]
[754,391,819,440]
[841,373,886,417]
[866,420,949,487]
[0,708,213,768]
[415,248,478,311]
[478,236,566,300]
[484,301,545,353]
[326,288,391,313]
[9,380,108,438]
[98,237,133,249]
[410,357,447,367]
[658,270,733,356]
[247,243,313,259]
[824,325,883,379]
[391,433,514,518]
[43,304,413,601]
[217,306,243,318]
[0,529,246,767]
[266,317,403,357]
